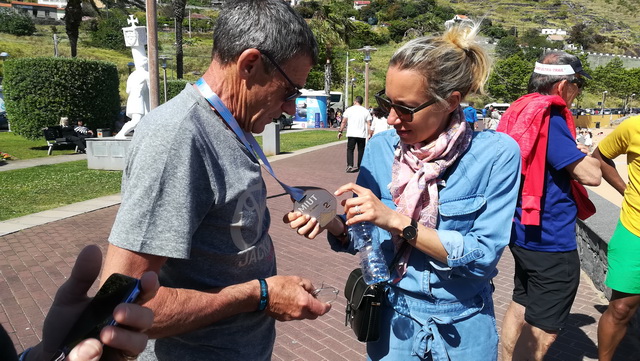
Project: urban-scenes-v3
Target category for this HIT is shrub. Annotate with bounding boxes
[0,9,36,36]
[160,79,189,104]
[3,57,120,140]
[86,10,128,51]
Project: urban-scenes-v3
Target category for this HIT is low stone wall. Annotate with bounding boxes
[576,189,640,334]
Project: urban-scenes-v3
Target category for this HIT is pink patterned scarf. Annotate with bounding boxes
[389,106,472,280]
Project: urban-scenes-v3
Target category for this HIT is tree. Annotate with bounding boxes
[486,55,533,102]
[592,57,633,103]
[64,0,144,57]
[568,23,597,51]
[495,36,523,59]
[173,0,187,78]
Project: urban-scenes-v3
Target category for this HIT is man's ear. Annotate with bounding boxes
[235,48,263,81]
[552,79,567,96]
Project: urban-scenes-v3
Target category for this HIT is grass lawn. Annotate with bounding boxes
[0,129,341,221]
[0,160,122,221]
[0,132,78,160]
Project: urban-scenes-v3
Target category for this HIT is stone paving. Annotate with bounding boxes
[1,139,639,360]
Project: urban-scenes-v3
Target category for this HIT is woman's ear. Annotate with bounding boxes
[446,91,462,113]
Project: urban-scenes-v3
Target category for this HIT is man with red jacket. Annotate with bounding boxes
[498,51,602,361]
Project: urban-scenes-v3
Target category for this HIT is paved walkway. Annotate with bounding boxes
[1,141,638,360]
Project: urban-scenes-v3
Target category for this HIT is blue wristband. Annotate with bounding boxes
[18,347,32,361]
[258,278,268,311]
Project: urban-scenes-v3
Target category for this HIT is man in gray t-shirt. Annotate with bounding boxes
[101,1,330,359]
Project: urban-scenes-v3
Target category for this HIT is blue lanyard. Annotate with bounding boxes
[195,78,304,202]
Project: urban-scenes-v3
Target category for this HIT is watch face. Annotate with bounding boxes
[403,226,417,241]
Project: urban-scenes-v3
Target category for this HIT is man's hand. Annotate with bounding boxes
[264,276,331,321]
[576,143,590,154]
[32,245,159,361]
[283,211,324,239]
[337,131,343,139]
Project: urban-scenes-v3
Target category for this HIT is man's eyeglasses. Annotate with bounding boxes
[375,89,438,122]
[260,51,302,102]
[570,77,586,90]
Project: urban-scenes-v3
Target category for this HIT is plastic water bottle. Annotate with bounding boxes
[350,221,390,285]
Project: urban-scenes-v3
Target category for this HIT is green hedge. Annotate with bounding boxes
[3,57,120,140]
[161,79,189,104]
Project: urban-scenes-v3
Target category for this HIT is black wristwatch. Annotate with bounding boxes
[402,218,418,242]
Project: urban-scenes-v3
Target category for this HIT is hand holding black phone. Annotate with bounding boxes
[50,273,141,361]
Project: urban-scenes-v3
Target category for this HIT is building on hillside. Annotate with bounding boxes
[541,28,567,36]
[564,43,581,51]
[546,34,566,42]
[38,0,67,8]
[9,1,64,20]
[353,0,370,10]
[444,15,473,29]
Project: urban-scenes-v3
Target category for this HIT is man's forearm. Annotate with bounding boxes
[593,148,626,195]
[143,281,260,339]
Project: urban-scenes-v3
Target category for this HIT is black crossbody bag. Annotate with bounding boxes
[344,242,407,342]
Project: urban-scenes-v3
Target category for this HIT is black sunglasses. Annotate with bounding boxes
[570,76,586,90]
[259,51,303,102]
[375,89,438,122]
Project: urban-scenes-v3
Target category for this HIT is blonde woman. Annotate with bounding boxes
[287,23,521,360]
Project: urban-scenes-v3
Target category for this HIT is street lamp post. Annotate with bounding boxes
[350,77,356,106]
[0,52,8,84]
[159,55,171,103]
[357,46,377,109]
[629,93,636,114]
[344,54,356,109]
[601,90,608,118]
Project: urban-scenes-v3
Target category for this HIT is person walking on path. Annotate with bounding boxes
[593,116,640,361]
[498,51,602,361]
[463,101,478,129]
[100,1,330,360]
[338,95,371,173]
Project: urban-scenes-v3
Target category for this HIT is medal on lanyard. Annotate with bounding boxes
[194,78,336,226]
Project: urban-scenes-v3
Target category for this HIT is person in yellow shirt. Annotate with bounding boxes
[593,116,640,361]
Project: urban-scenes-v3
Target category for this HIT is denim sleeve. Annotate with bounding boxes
[327,132,398,255]
[436,134,521,278]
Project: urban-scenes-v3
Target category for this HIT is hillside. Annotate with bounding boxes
[449,0,640,55]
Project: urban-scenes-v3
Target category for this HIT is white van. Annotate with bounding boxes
[484,102,510,113]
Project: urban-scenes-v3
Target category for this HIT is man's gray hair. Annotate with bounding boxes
[212,0,318,70]
[528,51,579,95]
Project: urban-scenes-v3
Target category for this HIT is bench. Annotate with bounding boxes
[42,126,78,155]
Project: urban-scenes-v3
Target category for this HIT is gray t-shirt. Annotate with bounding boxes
[109,85,276,360]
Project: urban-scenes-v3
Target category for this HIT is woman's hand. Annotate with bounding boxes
[283,212,324,239]
[335,182,402,233]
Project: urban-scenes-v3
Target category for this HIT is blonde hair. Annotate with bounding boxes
[389,22,490,105]
[59,117,69,127]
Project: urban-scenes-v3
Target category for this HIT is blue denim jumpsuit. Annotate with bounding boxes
[330,129,521,360]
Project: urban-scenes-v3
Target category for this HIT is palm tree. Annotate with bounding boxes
[173,0,186,79]
[64,0,144,58]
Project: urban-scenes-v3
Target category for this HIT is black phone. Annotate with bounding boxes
[51,273,141,361]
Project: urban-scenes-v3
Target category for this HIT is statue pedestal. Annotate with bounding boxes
[261,122,280,156]
[86,137,132,171]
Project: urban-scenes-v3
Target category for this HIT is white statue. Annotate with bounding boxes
[116,16,150,139]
